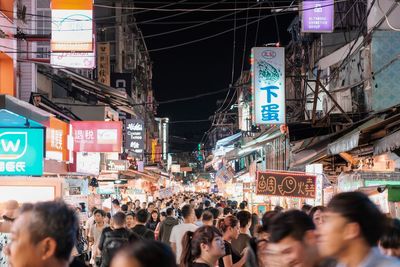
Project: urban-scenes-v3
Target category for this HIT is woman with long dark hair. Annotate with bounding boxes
[180,226,225,267]
[218,215,247,267]
[146,210,160,231]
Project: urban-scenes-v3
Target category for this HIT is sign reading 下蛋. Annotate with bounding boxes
[125,119,144,157]
[0,128,44,176]
[252,47,286,125]
[256,171,316,199]
[302,0,334,33]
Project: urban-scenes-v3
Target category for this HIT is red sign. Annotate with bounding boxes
[256,171,316,199]
[71,121,122,152]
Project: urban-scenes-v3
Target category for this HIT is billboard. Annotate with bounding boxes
[0,128,44,176]
[51,0,93,52]
[252,47,286,124]
[125,119,145,157]
[71,121,122,152]
[256,171,316,199]
[302,0,334,33]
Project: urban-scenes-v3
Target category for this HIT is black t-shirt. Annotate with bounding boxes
[192,263,210,267]
[218,240,241,267]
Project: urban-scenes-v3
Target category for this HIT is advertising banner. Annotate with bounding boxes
[72,121,122,152]
[51,51,95,69]
[105,160,129,172]
[97,43,110,86]
[111,73,132,96]
[252,47,286,124]
[0,128,44,176]
[125,119,144,157]
[46,117,69,161]
[302,0,334,33]
[256,171,316,199]
[51,0,93,52]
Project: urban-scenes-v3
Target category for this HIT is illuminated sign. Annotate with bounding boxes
[302,0,334,33]
[256,171,316,199]
[0,128,44,176]
[51,51,95,69]
[51,0,93,52]
[105,160,128,172]
[252,47,286,124]
[46,117,69,161]
[125,119,144,157]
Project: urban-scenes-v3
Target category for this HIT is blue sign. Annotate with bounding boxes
[252,47,286,124]
[0,128,44,176]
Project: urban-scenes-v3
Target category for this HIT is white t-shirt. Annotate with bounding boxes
[170,223,198,264]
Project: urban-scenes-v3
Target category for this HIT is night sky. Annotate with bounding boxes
[135,1,295,151]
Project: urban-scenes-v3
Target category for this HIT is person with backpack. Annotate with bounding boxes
[131,209,155,240]
[98,212,138,267]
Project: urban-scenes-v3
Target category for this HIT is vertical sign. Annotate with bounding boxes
[125,119,144,157]
[302,0,334,33]
[46,117,69,161]
[97,43,110,86]
[51,0,93,52]
[252,47,286,124]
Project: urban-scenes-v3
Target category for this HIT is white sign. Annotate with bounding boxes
[252,47,286,124]
[76,152,100,175]
[51,52,95,69]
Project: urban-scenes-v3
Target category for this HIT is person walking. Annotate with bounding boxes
[231,210,252,255]
[89,209,107,266]
[131,209,155,240]
[159,208,179,245]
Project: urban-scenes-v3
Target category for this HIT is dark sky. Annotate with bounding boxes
[135,1,295,151]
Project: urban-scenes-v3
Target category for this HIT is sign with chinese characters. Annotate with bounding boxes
[252,47,286,124]
[256,171,316,199]
[0,128,44,176]
[125,119,144,157]
[51,0,93,52]
[302,0,334,33]
[97,43,110,86]
[46,117,69,161]
[71,121,122,152]
[105,160,128,172]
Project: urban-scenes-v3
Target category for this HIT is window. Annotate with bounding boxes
[36,41,50,59]
[36,0,50,58]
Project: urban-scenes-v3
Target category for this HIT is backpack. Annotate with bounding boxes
[101,231,129,266]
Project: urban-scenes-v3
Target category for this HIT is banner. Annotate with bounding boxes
[252,47,286,124]
[97,43,110,86]
[0,128,44,176]
[125,119,144,157]
[256,171,316,199]
[72,121,122,152]
[51,0,93,52]
[302,0,334,33]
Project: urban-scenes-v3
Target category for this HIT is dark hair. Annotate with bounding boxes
[204,200,211,207]
[94,209,106,217]
[160,212,167,218]
[218,215,238,233]
[148,202,155,208]
[239,202,246,210]
[259,211,278,233]
[249,213,259,236]
[181,204,193,219]
[309,206,326,220]
[210,208,220,221]
[106,212,111,220]
[231,201,238,210]
[115,240,176,267]
[269,210,315,243]
[166,207,174,216]
[20,200,79,261]
[136,209,149,224]
[274,206,284,213]
[180,226,222,267]
[121,204,129,212]
[301,204,313,214]
[126,211,135,219]
[223,207,232,216]
[189,199,195,203]
[327,192,385,246]
[113,212,126,226]
[380,218,400,249]
[202,211,214,222]
[236,211,251,228]
[112,199,120,206]
[195,208,203,220]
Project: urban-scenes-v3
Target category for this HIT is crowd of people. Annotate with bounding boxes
[0,191,399,267]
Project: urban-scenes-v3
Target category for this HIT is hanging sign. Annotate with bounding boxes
[0,128,44,176]
[252,47,286,124]
[302,0,334,33]
[97,43,110,86]
[125,119,144,157]
[105,160,129,172]
[256,171,316,199]
[46,117,69,161]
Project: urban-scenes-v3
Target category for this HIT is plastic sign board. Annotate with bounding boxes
[51,0,93,52]
[71,121,122,153]
[125,119,144,157]
[46,117,69,161]
[252,47,286,124]
[302,0,334,33]
[51,51,95,69]
[0,128,44,176]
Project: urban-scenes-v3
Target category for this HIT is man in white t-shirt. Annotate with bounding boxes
[170,204,198,264]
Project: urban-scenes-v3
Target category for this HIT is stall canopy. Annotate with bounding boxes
[119,169,159,183]
[374,130,400,155]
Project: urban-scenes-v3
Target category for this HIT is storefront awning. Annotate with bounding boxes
[215,132,242,149]
[119,169,159,183]
[374,130,400,155]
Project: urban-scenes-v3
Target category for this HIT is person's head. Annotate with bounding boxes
[231,201,238,210]
[379,218,400,258]
[121,204,129,213]
[166,207,174,217]
[210,208,220,224]
[135,199,140,207]
[127,201,133,210]
[318,192,385,260]
[111,240,176,267]
[258,211,278,240]
[189,199,195,207]
[195,208,203,221]
[250,213,260,236]
[274,206,284,213]
[94,209,106,224]
[301,204,313,215]
[239,202,246,210]
[309,206,326,228]
[156,199,162,208]
[269,210,318,267]
[204,200,211,208]
[151,210,159,222]
[112,199,120,208]
[218,215,239,240]
[147,202,155,213]
[223,207,233,216]
[126,212,136,228]
[136,209,149,224]
[113,212,127,229]
[182,204,195,223]
[141,202,147,209]
[202,211,214,226]
[236,210,252,229]
[160,212,167,222]
[180,226,225,267]
[173,202,179,210]
[5,201,79,267]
